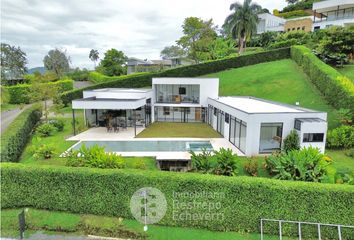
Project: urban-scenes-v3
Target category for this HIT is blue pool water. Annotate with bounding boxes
[72,141,213,152]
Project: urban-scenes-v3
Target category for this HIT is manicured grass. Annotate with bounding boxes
[1,208,297,240]
[204,59,339,129]
[136,122,222,138]
[19,117,81,165]
[326,149,354,174]
[337,64,354,82]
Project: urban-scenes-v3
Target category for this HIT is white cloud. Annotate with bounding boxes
[1,0,287,69]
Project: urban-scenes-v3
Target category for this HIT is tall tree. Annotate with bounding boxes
[0,43,27,82]
[29,76,60,122]
[160,45,186,59]
[223,0,262,54]
[98,49,127,76]
[89,49,99,68]
[43,48,71,78]
[286,0,299,5]
[177,17,217,63]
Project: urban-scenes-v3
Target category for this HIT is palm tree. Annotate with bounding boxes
[89,49,99,69]
[223,0,262,54]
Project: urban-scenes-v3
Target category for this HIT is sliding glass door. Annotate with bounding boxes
[259,123,283,153]
[229,116,247,153]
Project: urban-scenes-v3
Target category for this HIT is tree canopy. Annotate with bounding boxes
[43,48,71,78]
[0,43,28,81]
[177,17,217,63]
[223,0,262,53]
[160,45,186,59]
[89,49,99,68]
[97,49,127,76]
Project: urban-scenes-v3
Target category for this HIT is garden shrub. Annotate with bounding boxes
[290,45,354,114]
[66,144,124,169]
[5,79,74,104]
[60,48,291,105]
[66,68,90,81]
[0,105,42,162]
[36,123,56,137]
[1,163,353,238]
[214,148,237,176]
[326,125,354,149]
[265,147,331,182]
[33,144,56,159]
[275,10,311,19]
[190,149,213,173]
[49,119,65,132]
[244,158,258,176]
[283,130,300,153]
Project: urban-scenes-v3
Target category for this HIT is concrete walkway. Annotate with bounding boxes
[74,81,93,89]
[1,104,31,133]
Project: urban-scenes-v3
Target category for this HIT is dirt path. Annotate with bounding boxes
[1,104,31,133]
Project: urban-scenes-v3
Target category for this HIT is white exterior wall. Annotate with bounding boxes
[313,0,354,11]
[83,89,153,100]
[152,78,219,106]
[313,19,354,30]
[257,13,286,34]
[298,121,328,153]
[208,98,327,156]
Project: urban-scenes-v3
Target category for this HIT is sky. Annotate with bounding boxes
[1,0,287,69]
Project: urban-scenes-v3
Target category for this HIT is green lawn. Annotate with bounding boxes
[337,64,354,82]
[137,122,222,138]
[204,59,339,129]
[326,149,354,174]
[1,208,296,240]
[0,103,23,112]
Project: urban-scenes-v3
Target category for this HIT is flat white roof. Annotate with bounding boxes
[214,97,310,114]
[91,88,152,93]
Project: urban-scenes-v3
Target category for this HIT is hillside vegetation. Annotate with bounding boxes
[204,59,338,129]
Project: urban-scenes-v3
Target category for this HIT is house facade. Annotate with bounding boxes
[257,13,286,34]
[72,78,327,156]
[313,0,354,30]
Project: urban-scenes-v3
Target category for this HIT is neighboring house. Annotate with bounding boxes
[168,57,195,68]
[127,58,172,74]
[72,78,328,156]
[312,0,354,30]
[284,16,314,32]
[257,13,286,34]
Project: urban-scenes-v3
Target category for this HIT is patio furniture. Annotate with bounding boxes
[113,123,119,133]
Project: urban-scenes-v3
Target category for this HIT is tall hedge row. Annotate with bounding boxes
[60,48,291,105]
[5,79,74,104]
[290,46,354,113]
[0,105,42,162]
[1,163,353,238]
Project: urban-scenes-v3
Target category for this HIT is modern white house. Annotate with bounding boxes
[72,78,327,156]
[257,13,286,34]
[312,0,354,30]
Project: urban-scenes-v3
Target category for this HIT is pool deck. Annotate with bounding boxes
[66,127,244,158]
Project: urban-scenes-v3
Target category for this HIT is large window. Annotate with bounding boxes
[259,123,283,153]
[154,107,205,122]
[229,116,247,153]
[217,110,224,136]
[303,133,324,142]
[155,84,200,104]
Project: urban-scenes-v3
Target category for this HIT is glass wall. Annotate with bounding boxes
[154,107,205,122]
[229,117,247,153]
[259,123,283,153]
[155,84,200,104]
[217,110,225,136]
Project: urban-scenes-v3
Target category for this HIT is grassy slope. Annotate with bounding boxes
[1,208,295,240]
[337,64,354,83]
[137,122,222,138]
[204,59,338,129]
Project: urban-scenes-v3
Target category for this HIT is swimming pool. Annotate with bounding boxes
[71,140,213,152]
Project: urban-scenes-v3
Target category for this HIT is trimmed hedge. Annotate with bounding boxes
[0,105,42,162]
[5,79,74,104]
[60,48,291,105]
[1,163,353,238]
[290,46,354,113]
